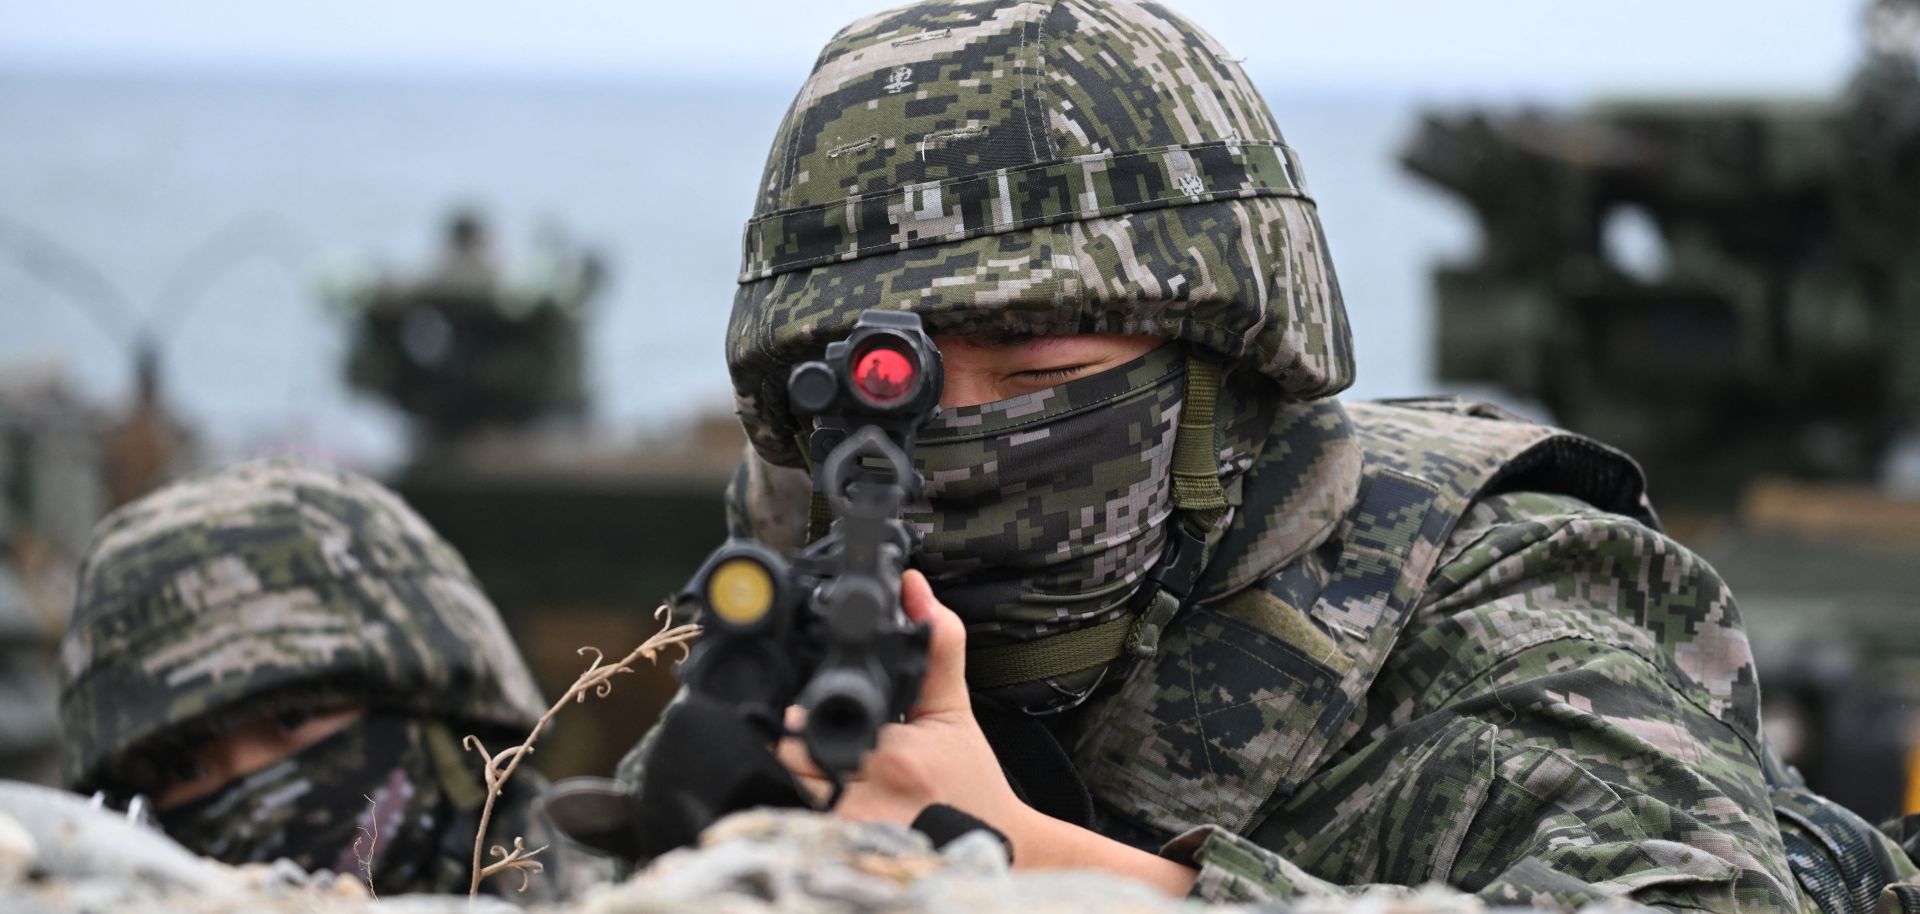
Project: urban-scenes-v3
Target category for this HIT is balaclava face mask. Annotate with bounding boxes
[154,711,472,895]
[907,344,1272,713]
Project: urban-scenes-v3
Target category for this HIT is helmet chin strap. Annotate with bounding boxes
[1169,352,1231,544]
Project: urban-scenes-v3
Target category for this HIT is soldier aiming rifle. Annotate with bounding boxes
[548,311,993,860]
[575,2,1920,911]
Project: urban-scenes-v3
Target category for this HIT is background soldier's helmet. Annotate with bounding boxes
[58,455,546,792]
[729,0,1353,467]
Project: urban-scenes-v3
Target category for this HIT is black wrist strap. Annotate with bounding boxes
[911,803,1013,864]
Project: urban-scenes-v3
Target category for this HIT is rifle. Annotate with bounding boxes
[545,309,944,862]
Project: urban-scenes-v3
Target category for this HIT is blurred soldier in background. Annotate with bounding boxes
[621,1,1920,911]
[0,442,61,785]
[0,370,112,787]
[102,339,193,510]
[333,209,603,451]
[424,209,502,295]
[56,455,600,899]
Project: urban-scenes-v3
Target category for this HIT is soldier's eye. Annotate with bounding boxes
[274,708,313,736]
[162,757,208,788]
[1014,365,1086,383]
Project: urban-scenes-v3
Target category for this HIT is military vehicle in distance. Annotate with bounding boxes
[327,211,604,451]
[1404,44,1920,506]
[324,212,740,781]
[1402,0,1920,824]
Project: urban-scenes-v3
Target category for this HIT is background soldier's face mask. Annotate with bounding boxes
[907,344,1193,711]
[154,712,467,895]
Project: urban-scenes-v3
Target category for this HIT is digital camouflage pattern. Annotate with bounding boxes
[1175,470,1793,909]
[914,344,1272,628]
[1070,400,1919,912]
[696,1,1920,910]
[58,455,546,792]
[728,0,1349,468]
[54,456,613,900]
[156,713,462,894]
[911,342,1285,707]
[716,382,1920,910]
[909,343,1187,646]
[1069,399,1653,841]
[147,710,590,901]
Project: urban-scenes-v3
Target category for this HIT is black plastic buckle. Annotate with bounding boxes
[1125,522,1207,659]
[1150,520,1207,602]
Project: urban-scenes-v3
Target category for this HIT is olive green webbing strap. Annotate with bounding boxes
[424,720,490,812]
[1169,355,1230,537]
[799,432,833,544]
[966,615,1135,690]
[806,490,833,544]
[964,352,1229,690]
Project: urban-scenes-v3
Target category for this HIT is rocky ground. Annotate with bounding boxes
[1,781,1586,914]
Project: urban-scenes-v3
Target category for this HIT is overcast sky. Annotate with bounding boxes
[0,0,1872,97]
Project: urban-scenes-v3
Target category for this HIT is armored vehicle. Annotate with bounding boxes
[324,213,735,780]
[328,212,605,449]
[1403,1,1920,509]
[1402,0,1920,822]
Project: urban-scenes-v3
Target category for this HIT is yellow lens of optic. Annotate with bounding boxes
[707,557,775,626]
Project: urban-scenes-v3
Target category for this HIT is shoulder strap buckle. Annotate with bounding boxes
[1126,520,1207,659]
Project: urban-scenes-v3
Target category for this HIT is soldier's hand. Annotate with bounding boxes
[775,570,1028,832]
[774,572,1198,897]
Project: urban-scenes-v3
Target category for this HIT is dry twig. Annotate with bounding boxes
[353,793,379,898]
[480,836,547,892]
[463,605,701,896]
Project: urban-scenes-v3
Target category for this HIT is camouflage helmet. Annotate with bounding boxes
[58,455,546,791]
[729,0,1352,467]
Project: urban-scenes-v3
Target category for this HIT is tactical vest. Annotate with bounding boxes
[1057,397,1915,914]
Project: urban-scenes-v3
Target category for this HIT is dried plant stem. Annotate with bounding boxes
[354,793,378,899]
[479,836,546,892]
[464,606,701,897]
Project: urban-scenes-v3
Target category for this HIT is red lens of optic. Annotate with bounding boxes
[853,345,916,405]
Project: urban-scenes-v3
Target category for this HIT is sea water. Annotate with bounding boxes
[0,71,1472,469]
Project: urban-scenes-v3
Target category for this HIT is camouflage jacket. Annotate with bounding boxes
[1049,398,1919,912]
[708,397,1917,911]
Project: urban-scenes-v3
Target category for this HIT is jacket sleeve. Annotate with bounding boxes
[1166,491,1801,913]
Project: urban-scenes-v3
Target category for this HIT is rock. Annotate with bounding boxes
[0,780,240,896]
[0,807,38,884]
[0,782,1595,914]
[933,829,1010,877]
